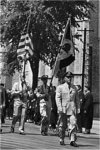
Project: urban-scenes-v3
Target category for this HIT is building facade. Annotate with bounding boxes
[88,0,100,117]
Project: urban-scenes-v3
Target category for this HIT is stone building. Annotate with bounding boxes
[88,0,100,117]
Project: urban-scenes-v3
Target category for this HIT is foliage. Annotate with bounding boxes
[0,0,94,75]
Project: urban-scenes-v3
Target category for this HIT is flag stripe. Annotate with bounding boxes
[25,45,33,56]
[18,44,25,50]
[25,42,33,50]
[25,34,34,50]
[25,34,33,56]
[17,33,34,57]
[17,49,26,55]
[18,41,26,47]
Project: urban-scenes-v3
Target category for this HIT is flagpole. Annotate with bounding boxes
[22,5,32,81]
[26,4,32,34]
[50,54,59,85]
[50,16,71,85]
[60,16,71,46]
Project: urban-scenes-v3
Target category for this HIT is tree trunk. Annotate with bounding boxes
[29,57,40,91]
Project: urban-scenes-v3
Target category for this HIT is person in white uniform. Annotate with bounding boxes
[56,71,80,147]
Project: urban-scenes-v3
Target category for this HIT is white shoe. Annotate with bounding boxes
[19,129,25,134]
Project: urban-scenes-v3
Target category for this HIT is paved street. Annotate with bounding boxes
[0,119,100,150]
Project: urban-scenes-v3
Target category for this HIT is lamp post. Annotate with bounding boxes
[88,45,93,92]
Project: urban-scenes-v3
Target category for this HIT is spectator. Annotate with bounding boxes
[76,85,84,133]
[0,84,8,123]
[82,85,94,134]
[0,83,8,133]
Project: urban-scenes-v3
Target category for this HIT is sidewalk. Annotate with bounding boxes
[76,119,100,140]
[91,119,100,135]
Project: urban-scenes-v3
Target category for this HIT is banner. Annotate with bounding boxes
[52,17,75,77]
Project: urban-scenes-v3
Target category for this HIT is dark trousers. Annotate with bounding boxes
[76,113,82,131]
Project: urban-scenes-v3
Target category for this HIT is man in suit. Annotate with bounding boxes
[56,71,80,147]
[82,85,93,134]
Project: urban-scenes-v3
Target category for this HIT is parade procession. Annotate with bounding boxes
[0,0,100,149]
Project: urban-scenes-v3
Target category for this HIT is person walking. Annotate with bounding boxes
[82,85,94,134]
[56,71,80,147]
[36,75,51,136]
[76,85,84,133]
[10,80,28,134]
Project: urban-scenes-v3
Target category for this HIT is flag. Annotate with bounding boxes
[17,33,34,58]
[52,17,75,77]
[25,33,34,56]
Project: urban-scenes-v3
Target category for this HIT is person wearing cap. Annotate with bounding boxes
[56,71,80,147]
[36,75,51,136]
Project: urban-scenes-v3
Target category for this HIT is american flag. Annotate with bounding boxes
[17,33,34,58]
[52,17,75,77]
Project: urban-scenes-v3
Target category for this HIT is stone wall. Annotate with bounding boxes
[89,0,100,117]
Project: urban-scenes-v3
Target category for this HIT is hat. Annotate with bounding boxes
[63,71,73,78]
[41,75,48,80]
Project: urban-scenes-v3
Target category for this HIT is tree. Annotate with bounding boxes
[0,0,94,90]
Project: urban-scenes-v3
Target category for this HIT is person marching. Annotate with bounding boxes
[56,71,80,147]
[10,79,28,134]
[36,75,51,136]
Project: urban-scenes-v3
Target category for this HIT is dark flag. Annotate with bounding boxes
[52,17,75,77]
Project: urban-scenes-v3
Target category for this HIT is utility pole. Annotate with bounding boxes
[78,28,93,92]
[89,45,93,92]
